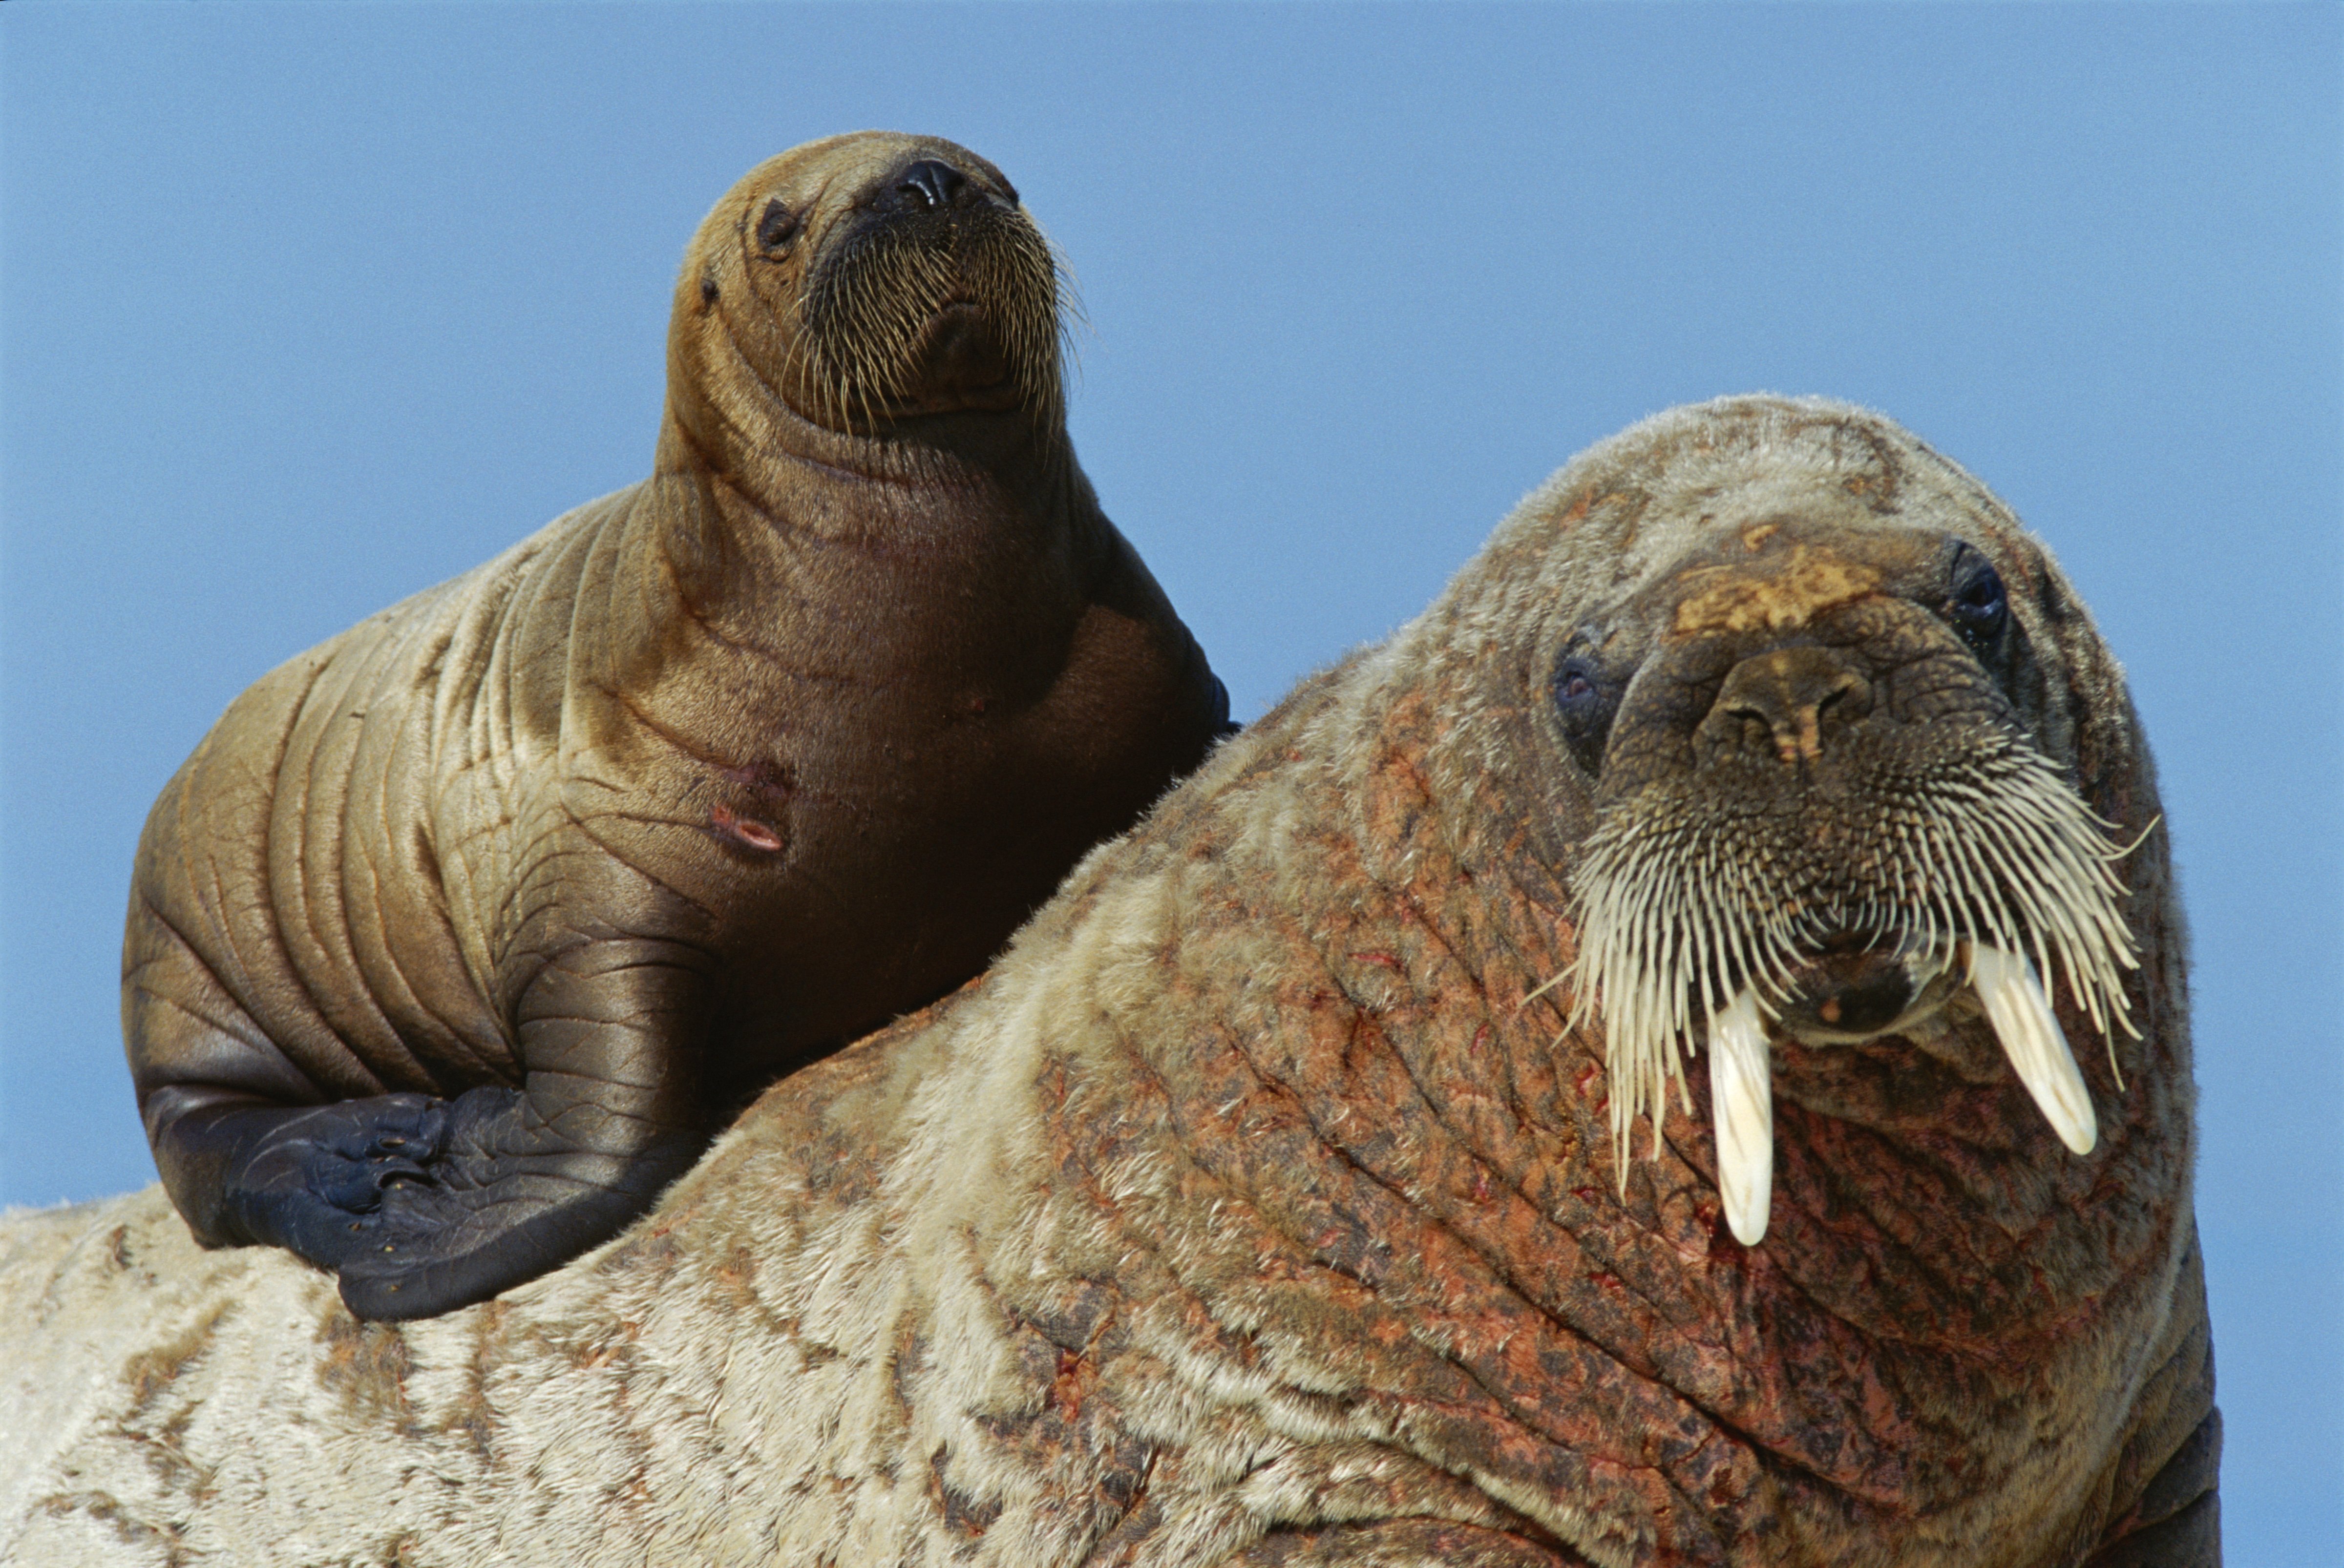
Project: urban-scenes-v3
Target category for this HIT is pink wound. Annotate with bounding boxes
[710,803,784,853]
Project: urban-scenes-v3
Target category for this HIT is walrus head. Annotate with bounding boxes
[1427,397,2155,1248]
[670,131,1066,447]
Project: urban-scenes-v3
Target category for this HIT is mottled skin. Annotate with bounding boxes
[121,132,1230,1321]
[13,399,2211,1565]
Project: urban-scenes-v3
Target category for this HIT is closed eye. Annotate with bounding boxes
[1552,652,1617,775]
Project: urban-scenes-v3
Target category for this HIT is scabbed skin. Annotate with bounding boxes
[14,398,2212,1564]
[118,132,1229,1320]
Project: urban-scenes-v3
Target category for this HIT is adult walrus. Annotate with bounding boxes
[118,131,1232,1322]
[11,398,2213,1564]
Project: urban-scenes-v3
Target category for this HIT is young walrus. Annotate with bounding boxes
[119,132,1232,1322]
[19,398,2212,1564]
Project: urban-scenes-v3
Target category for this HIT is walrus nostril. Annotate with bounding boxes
[1707,645,1874,766]
[891,159,970,212]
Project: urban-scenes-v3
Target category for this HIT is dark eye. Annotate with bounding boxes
[1947,544,2009,657]
[755,198,801,255]
[1552,652,1616,776]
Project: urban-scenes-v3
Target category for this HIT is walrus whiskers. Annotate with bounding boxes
[802,212,1066,436]
[1563,724,2143,1231]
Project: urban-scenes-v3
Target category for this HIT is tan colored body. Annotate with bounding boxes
[127,468,1209,1126]
[122,132,1227,1318]
[30,399,2209,1563]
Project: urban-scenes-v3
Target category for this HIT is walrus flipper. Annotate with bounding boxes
[332,1086,700,1320]
[322,937,712,1319]
[136,921,713,1320]
[218,1081,696,1321]
[208,1093,452,1270]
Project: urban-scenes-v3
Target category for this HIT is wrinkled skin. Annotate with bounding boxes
[122,131,1231,1321]
[12,397,2211,1567]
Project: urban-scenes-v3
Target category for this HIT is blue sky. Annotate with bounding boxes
[3,3,2337,1553]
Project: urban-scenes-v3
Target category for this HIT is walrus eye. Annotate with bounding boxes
[1552,653,1617,776]
[1947,545,2009,658]
[755,198,801,256]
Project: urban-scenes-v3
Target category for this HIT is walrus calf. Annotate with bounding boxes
[120,132,1231,1321]
[12,398,2212,1564]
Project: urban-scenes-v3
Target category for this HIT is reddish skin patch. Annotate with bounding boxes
[709,802,784,852]
[729,601,2206,1564]
[1049,1347,1094,1422]
[715,756,794,797]
[1011,679,2200,1564]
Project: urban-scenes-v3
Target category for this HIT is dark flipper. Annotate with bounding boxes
[324,940,717,1317]
[150,1085,697,1320]
[330,1086,700,1319]
[196,1085,697,1320]
[212,1092,453,1270]
[140,938,715,1320]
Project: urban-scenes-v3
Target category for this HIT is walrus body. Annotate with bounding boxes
[21,398,2212,1564]
[121,132,1230,1320]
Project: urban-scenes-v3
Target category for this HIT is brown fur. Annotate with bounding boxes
[9,398,2211,1563]
[119,131,1228,1318]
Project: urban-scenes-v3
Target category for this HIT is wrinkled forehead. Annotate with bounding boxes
[1501,399,2047,628]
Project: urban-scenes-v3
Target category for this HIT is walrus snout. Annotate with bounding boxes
[1588,523,2025,802]
[878,156,981,215]
[856,151,1019,230]
[804,142,1057,430]
[1702,644,1876,770]
[1563,498,2142,1243]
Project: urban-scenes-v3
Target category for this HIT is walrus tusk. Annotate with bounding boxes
[1708,984,1774,1245]
[1708,943,2093,1246]
[1971,943,2098,1154]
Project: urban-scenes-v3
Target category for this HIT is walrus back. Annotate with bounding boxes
[122,489,643,1110]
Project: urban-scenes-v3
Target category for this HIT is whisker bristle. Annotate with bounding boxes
[1569,728,2140,1178]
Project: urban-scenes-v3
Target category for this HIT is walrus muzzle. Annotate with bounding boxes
[1561,523,2143,1243]
[787,166,1065,432]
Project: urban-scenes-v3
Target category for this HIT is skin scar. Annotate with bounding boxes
[1670,545,1883,637]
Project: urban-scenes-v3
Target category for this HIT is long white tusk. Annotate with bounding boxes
[1970,944,2097,1155]
[1708,984,1774,1245]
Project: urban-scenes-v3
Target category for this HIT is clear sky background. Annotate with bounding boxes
[3,3,2336,1554]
